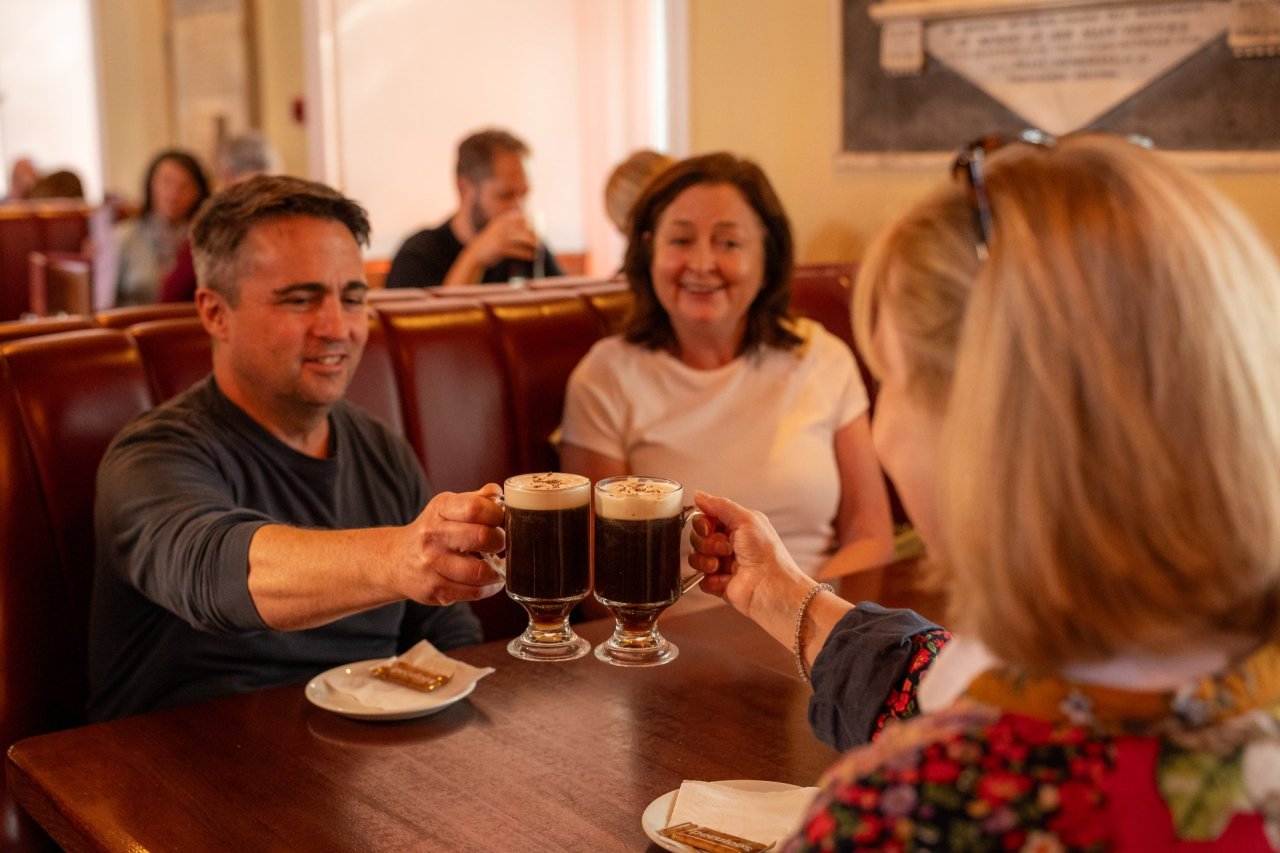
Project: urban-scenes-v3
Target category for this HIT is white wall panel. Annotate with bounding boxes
[306,0,675,272]
[0,0,103,200]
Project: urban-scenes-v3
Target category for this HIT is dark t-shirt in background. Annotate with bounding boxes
[385,219,562,287]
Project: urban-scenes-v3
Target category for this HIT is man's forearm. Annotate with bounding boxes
[441,245,487,286]
[247,524,402,630]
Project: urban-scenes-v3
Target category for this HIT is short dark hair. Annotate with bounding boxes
[191,174,371,303]
[622,152,799,354]
[456,128,530,184]
[140,148,211,219]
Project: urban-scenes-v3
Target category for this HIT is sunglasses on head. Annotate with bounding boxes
[950,129,1154,261]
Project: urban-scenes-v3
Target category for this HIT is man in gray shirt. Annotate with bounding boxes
[88,175,506,721]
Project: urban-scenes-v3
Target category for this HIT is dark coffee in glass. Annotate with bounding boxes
[593,515,682,606]
[503,472,592,661]
[506,504,590,600]
[592,476,702,667]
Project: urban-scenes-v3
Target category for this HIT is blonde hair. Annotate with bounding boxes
[604,149,675,232]
[855,134,1280,670]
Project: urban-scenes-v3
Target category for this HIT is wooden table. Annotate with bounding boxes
[7,606,840,851]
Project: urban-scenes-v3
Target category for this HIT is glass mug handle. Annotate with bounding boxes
[678,506,704,594]
[472,493,506,581]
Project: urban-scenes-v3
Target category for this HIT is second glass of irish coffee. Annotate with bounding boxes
[503,472,592,661]
[592,475,703,666]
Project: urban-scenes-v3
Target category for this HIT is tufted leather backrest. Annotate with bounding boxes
[0,354,76,853]
[0,204,91,321]
[0,315,96,344]
[577,282,633,335]
[0,329,155,851]
[127,316,212,400]
[1,331,154,655]
[27,251,93,317]
[484,292,606,475]
[789,264,857,352]
[376,298,516,494]
[789,263,880,407]
[346,313,404,437]
[789,264,911,527]
[94,302,199,329]
[366,286,431,306]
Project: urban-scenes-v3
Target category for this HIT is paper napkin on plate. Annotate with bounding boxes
[323,640,495,711]
[667,780,820,848]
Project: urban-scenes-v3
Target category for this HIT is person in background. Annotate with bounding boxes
[385,128,562,287]
[115,148,210,305]
[561,152,895,599]
[688,132,1280,850]
[88,175,506,721]
[161,131,282,302]
[604,149,674,235]
[3,157,39,202]
[28,169,85,200]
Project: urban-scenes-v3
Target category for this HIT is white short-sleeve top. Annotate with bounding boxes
[560,318,869,574]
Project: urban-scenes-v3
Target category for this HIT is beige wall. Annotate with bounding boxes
[251,0,307,178]
[96,0,306,201]
[96,0,173,199]
[686,0,1280,261]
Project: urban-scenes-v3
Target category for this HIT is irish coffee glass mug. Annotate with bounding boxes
[491,473,703,666]
[591,475,704,667]
[498,472,593,661]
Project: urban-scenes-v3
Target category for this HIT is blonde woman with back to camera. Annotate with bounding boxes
[688,132,1280,850]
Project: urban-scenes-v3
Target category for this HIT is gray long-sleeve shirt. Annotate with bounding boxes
[87,377,479,721]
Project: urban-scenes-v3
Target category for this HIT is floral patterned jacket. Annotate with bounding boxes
[788,621,1280,851]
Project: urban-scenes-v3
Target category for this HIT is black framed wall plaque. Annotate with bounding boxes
[840,0,1280,165]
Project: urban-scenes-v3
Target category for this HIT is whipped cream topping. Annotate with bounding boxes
[504,472,590,510]
[595,476,683,520]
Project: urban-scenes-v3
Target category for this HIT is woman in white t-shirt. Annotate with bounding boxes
[560,152,894,584]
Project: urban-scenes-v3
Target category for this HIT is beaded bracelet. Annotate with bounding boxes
[793,582,834,684]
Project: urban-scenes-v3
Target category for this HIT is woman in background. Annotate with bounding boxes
[603,149,673,235]
[562,152,894,589]
[690,132,1280,849]
[115,149,210,305]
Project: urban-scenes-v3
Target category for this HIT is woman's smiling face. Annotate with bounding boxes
[649,182,766,346]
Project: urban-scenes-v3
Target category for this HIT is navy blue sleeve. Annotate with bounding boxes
[807,602,942,752]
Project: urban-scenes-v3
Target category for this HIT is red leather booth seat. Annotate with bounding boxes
[27,251,93,317]
[0,315,95,344]
[378,298,517,493]
[0,275,887,851]
[0,203,91,321]
[94,302,198,329]
[0,329,154,852]
[484,292,607,474]
[127,316,213,400]
[790,263,857,353]
[788,264,911,527]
